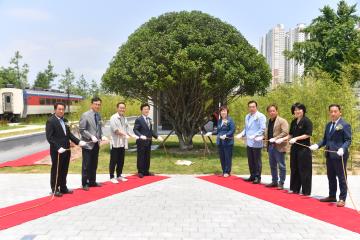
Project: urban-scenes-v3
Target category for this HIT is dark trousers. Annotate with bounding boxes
[247,146,262,180]
[290,146,312,195]
[137,142,151,175]
[50,149,70,192]
[326,155,348,200]
[218,144,233,174]
[109,147,125,179]
[82,144,100,186]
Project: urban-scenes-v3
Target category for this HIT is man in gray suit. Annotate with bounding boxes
[79,97,103,190]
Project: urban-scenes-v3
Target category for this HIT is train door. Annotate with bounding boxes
[2,92,13,113]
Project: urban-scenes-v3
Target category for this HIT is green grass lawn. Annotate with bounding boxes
[0,125,25,131]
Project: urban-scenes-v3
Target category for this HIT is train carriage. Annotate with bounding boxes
[0,86,83,121]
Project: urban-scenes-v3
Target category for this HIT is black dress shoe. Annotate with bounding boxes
[320,196,337,202]
[138,173,144,178]
[82,185,90,191]
[89,182,102,187]
[265,182,278,188]
[252,178,261,184]
[277,183,284,190]
[53,191,63,197]
[244,177,255,182]
[145,172,155,176]
[61,189,74,194]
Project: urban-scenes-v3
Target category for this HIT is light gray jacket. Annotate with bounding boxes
[79,109,103,150]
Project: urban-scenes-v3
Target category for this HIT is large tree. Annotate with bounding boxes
[285,1,360,83]
[102,11,271,149]
[0,51,29,88]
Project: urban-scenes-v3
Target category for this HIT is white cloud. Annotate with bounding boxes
[4,7,50,21]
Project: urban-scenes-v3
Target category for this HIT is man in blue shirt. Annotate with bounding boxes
[236,100,266,184]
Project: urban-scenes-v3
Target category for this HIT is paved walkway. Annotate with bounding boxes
[0,174,359,240]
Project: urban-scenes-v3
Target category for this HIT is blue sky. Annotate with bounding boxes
[0,0,358,87]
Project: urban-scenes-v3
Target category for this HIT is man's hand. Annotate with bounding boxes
[157,136,164,141]
[79,141,87,147]
[58,147,66,154]
[91,136,98,143]
[269,138,276,143]
[254,136,264,142]
[275,138,284,144]
[140,135,147,140]
[337,148,344,157]
[309,144,319,151]
[289,138,297,144]
[101,136,109,141]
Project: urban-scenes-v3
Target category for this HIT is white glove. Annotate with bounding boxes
[254,136,264,142]
[101,136,109,141]
[269,138,276,143]
[275,138,284,144]
[248,135,255,140]
[91,136,98,143]
[219,134,226,140]
[157,136,164,141]
[79,141,87,147]
[337,148,344,157]
[309,144,319,151]
[205,132,212,137]
[235,133,244,139]
[140,135,147,140]
[289,138,297,144]
[58,147,66,154]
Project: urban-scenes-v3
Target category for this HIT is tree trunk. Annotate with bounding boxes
[176,132,194,150]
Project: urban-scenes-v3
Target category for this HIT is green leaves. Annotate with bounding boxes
[102,11,271,148]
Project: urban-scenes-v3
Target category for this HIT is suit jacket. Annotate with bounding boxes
[215,117,235,146]
[317,118,351,159]
[46,114,80,152]
[133,116,158,146]
[240,111,266,148]
[265,116,289,152]
[79,110,103,150]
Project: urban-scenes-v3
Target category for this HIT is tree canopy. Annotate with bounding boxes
[102,11,271,149]
[285,1,360,84]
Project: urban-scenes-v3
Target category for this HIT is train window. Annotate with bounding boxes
[51,99,56,104]
[6,96,11,103]
[40,98,45,105]
[46,98,51,105]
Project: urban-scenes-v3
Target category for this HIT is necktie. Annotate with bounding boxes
[146,117,150,128]
[59,118,66,135]
[329,122,336,134]
[94,113,99,127]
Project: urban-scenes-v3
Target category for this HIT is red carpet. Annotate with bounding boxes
[0,150,50,168]
[0,175,168,230]
[198,175,360,234]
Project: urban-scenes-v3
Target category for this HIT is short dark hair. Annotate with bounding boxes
[291,102,306,115]
[219,105,229,114]
[248,100,258,107]
[140,103,150,110]
[266,104,278,112]
[54,102,66,110]
[329,104,341,111]
[91,96,102,103]
[117,102,126,108]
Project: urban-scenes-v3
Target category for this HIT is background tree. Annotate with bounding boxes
[285,0,360,84]
[0,51,29,88]
[58,67,75,93]
[34,60,58,89]
[89,79,101,97]
[73,74,89,97]
[103,11,271,149]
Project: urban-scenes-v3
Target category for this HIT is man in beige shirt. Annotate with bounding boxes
[109,102,133,183]
[264,104,289,189]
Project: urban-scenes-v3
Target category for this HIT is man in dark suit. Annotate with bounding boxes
[79,96,104,190]
[310,104,351,207]
[46,102,86,197]
[133,103,163,178]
